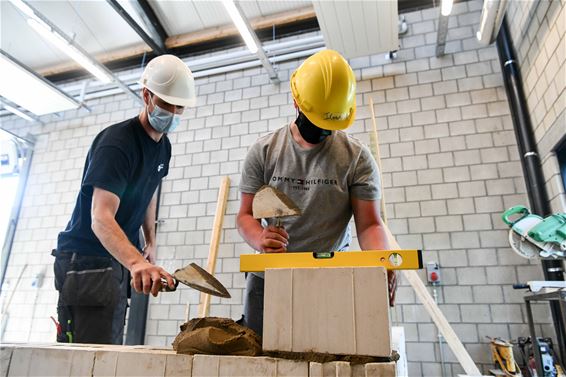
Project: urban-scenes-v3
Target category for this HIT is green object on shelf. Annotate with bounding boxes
[501,205,566,259]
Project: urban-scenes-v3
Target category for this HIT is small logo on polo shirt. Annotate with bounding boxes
[157,164,164,172]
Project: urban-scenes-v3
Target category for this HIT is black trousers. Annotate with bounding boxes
[53,250,129,344]
[242,273,265,337]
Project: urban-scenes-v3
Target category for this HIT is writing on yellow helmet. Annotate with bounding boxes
[290,50,356,131]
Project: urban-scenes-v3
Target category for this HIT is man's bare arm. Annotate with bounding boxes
[91,187,174,296]
[141,190,158,263]
[352,197,396,305]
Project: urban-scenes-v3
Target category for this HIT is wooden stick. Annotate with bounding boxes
[385,228,482,376]
[368,97,388,223]
[367,100,482,376]
[197,176,231,319]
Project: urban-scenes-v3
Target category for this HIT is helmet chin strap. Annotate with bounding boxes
[295,112,331,144]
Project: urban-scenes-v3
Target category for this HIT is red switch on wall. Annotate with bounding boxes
[426,262,441,285]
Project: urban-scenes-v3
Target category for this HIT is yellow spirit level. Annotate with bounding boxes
[240,250,423,272]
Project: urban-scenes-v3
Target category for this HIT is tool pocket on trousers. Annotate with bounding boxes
[61,267,116,307]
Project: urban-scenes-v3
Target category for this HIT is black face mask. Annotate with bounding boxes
[295,112,331,144]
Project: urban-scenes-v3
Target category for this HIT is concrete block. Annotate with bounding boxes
[264,267,391,357]
[433,80,458,95]
[192,354,219,377]
[435,216,463,232]
[409,84,433,99]
[319,361,350,377]
[364,362,397,377]
[1,347,13,377]
[461,304,492,323]
[414,138,440,156]
[309,361,400,377]
[291,268,356,355]
[491,304,523,323]
[431,183,459,199]
[421,96,446,111]
[391,327,407,377]
[263,268,293,351]
[7,347,32,377]
[217,356,276,377]
[335,362,352,377]
[275,359,309,377]
[115,351,167,376]
[93,350,118,376]
[401,155,427,171]
[70,350,96,377]
[309,362,324,377]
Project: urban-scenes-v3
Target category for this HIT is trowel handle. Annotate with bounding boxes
[502,205,530,226]
[160,278,179,292]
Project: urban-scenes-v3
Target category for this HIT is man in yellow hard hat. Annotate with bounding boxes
[237,49,396,337]
[53,55,196,344]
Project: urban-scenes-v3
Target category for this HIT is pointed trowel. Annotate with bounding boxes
[161,263,231,298]
[252,185,302,226]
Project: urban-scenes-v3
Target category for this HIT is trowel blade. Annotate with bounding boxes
[252,185,301,219]
[173,263,231,298]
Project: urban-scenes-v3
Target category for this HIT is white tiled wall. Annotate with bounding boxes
[507,0,566,212]
[1,1,564,375]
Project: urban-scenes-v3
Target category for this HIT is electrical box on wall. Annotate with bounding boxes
[426,262,441,285]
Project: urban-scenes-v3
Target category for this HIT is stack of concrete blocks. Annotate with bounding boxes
[1,344,395,376]
[2,344,193,377]
[263,266,396,376]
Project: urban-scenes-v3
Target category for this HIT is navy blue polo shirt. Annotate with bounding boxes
[57,116,171,256]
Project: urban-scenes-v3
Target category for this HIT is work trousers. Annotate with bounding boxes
[53,250,129,344]
[242,273,265,337]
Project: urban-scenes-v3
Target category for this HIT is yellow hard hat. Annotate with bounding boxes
[290,50,356,131]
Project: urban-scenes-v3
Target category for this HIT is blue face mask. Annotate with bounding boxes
[147,97,180,133]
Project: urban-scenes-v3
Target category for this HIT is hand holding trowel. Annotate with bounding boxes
[159,262,230,298]
[251,186,301,253]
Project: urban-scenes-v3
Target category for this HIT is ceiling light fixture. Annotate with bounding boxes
[1,102,34,122]
[8,0,113,83]
[441,0,454,16]
[0,51,80,115]
[476,0,508,45]
[26,19,112,83]
[221,0,258,54]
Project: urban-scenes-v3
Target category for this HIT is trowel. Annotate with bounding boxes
[161,263,231,298]
[252,185,302,226]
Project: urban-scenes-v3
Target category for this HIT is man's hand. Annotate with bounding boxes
[258,225,289,253]
[388,270,397,306]
[142,243,157,264]
[130,260,175,297]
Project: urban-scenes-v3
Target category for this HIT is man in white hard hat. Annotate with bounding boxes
[237,50,396,337]
[53,55,196,344]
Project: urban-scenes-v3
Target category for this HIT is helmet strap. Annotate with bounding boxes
[295,112,331,144]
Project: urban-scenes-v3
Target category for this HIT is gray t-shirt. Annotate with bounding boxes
[240,124,381,257]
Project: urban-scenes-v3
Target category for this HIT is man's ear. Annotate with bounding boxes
[141,88,150,106]
[293,99,299,110]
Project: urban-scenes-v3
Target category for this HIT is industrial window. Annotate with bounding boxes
[0,128,34,287]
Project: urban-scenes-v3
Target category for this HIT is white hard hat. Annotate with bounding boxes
[139,55,196,107]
